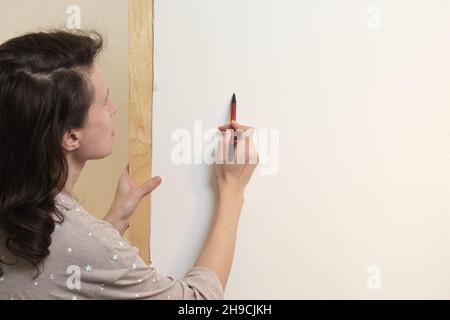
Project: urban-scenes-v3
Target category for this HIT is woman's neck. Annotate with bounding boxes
[64,155,86,195]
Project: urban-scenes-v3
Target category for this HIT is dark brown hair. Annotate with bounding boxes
[0,29,104,276]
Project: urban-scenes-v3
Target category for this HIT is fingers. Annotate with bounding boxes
[231,120,253,131]
[235,132,258,165]
[218,121,254,133]
[149,176,162,190]
[235,135,249,164]
[138,176,162,197]
[216,121,258,166]
[215,129,234,164]
[218,124,232,131]
[217,123,257,162]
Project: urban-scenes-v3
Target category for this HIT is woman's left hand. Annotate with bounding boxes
[103,164,162,235]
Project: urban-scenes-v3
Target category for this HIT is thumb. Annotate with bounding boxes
[137,176,162,197]
[231,120,253,131]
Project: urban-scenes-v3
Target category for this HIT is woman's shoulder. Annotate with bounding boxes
[52,192,140,269]
[0,193,149,300]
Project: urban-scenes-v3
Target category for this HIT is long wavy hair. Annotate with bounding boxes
[0,29,104,276]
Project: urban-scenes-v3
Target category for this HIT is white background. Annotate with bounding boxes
[152,0,450,298]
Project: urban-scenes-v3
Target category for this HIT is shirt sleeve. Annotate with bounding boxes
[73,220,224,300]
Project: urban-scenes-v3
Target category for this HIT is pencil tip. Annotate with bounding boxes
[232,93,236,104]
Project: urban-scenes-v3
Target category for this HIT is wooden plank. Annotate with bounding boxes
[128,0,153,263]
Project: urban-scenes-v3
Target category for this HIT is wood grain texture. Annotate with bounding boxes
[128,0,153,263]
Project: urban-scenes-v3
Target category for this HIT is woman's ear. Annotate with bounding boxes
[61,129,82,152]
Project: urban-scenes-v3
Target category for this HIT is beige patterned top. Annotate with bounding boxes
[0,192,224,300]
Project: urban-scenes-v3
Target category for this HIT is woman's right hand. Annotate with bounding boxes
[214,121,259,194]
[196,121,259,287]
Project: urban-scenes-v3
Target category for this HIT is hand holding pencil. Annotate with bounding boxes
[215,94,259,192]
[197,95,259,288]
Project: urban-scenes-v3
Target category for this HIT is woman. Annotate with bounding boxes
[0,29,258,300]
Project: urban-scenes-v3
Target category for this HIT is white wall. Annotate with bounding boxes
[151,0,450,299]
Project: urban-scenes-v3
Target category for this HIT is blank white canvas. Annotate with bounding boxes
[151,0,450,299]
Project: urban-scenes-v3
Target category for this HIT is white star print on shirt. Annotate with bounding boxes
[0,191,225,300]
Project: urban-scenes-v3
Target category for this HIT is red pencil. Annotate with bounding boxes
[230,93,237,148]
[231,93,237,122]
